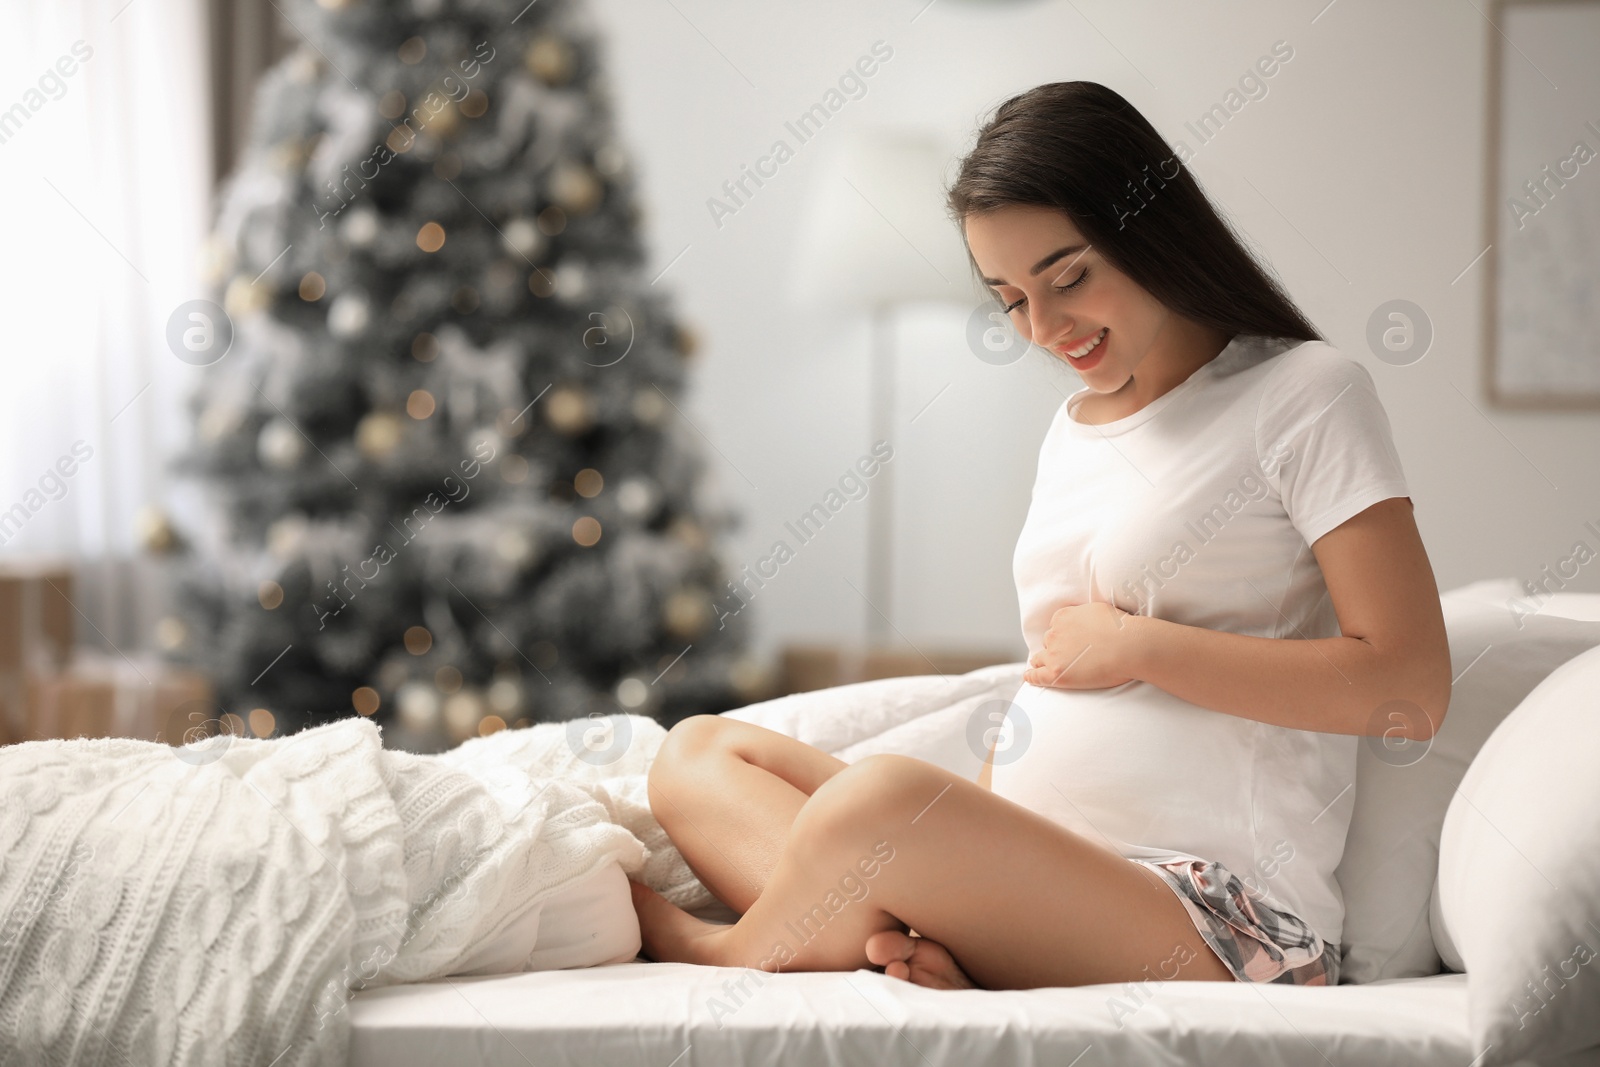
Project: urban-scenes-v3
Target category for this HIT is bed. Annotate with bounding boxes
[3,580,1595,1064]
[345,581,1600,1067]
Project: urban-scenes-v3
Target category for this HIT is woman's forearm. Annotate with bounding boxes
[1119,614,1448,738]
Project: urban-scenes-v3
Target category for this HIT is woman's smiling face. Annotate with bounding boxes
[963,204,1172,392]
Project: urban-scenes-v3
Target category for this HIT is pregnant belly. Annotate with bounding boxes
[988,680,1260,862]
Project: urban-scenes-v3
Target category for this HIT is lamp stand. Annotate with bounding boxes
[865,303,896,643]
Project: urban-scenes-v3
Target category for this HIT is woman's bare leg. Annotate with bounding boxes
[632,752,1235,989]
[647,714,850,915]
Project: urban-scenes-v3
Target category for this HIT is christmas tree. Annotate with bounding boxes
[156,0,765,750]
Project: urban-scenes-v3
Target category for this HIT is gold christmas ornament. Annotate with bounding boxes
[155,616,187,651]
[355,411,404,459]
[266,514,308,558]
[397,36,427,64]
[525,34,574,86]
[378,89,407,119]
[496,406,528,439]
[404,626,433,655]
[286,49,320,84]
[432,152,463,181]
[443,689,487,742]
[411,332,439,362]
[544,385,594,435]
[536,205,567,236]
[258,580,284,610]
[427,100,460,138]
[674,321,700,358]
[198,400,246,443]
[270,138,310,172]
[631,388,666,426]
[670,516,708,552]
[460,89,489,118]
[199,232,234,285]
[299,271,327,301]
[416,222,446,253]
[662,588,712,639]
[549,161,602,216]
[248,708,276,737]
[499,454,530,484]
[135,505,177,553]
[224,274,271,318]
[352,686,381,716]
[406,389,436,420]
[571,515,601,547]
[594,143,626,178]
[574,468,603,498]
[434,665,463,693]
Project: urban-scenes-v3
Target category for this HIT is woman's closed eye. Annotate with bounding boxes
[1000,266,1091,314]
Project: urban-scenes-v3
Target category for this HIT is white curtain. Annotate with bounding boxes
[0,0,212,647]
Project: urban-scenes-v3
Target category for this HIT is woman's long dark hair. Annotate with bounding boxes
[947,81,1323,345]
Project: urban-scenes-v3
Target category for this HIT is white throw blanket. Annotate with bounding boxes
[0,710,717,1066]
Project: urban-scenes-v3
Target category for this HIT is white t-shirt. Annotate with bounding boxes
[989,333,1411,948]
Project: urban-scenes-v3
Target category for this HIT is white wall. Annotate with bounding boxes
[585,0,1600,664]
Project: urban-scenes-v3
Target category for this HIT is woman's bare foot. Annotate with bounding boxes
[629,879,729,965]
[864,930,979,989]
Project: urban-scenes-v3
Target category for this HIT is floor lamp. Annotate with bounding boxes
[788,127,973,643]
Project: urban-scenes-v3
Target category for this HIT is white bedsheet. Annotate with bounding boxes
[349,967,1600,1067]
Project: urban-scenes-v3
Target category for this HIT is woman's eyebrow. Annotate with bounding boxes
[980,243,1091,287]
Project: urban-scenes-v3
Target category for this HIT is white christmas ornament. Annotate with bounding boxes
[397,681,441,732]
[501,218,543,260]
[444,689,487,741]
[594,144,626,177]
[266,514,309,558]
[494,528,537,568]
[342,207,379,247]
[327,292,371,338]
[616,476,657,519]
[487,677,523,716]
[615,676,652,710]
[553,261,587,301]
[257,418,305,469]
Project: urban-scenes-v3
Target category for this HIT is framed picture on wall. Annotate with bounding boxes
[1482,0,1600,407]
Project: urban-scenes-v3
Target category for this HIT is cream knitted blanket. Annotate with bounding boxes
[0,711,714,1066]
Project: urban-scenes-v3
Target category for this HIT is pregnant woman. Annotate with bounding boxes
[629,80,1451,991]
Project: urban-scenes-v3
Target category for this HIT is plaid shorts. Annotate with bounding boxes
[1136,857,1340,986]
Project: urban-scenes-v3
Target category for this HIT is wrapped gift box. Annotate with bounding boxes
[0,557,77,744]
[25,653,216,744]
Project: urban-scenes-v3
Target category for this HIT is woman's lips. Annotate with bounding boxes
[1058,327,1108,370]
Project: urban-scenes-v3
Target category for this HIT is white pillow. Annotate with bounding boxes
[1432,643,1600,1064]
[1334,579,1600,983]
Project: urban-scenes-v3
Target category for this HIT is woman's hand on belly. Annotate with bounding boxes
[1022,602,1139,690]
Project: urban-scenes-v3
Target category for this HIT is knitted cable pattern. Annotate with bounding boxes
[0,711,706,1066]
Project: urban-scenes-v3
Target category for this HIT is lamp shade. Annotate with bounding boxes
[787,126,976,311]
